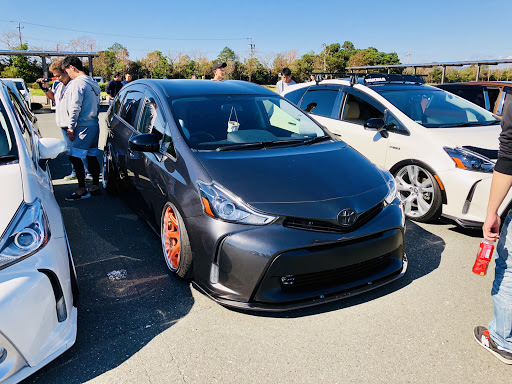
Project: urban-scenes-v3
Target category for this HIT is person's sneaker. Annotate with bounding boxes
[474,326,512,364]
[63,171,77,180]
[65,190,91,202]
[85,173,93,182]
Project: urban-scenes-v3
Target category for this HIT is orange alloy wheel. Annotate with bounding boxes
[164,206,181,270]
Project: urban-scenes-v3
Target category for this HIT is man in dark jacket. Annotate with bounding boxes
[477,89,512,364]
[106,73,123,105]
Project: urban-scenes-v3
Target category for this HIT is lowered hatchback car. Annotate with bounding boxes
[104,79,406,311]
[284,73,508,228]
[0,83,77,383]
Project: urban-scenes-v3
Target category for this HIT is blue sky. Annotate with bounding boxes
[2,0,511,65]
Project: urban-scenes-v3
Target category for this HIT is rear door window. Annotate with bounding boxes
[299,86,340,118]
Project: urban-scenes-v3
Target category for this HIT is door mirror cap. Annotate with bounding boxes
[129,133,160,152]
[39,137,66,160]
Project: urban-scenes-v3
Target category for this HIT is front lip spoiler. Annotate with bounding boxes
[442,214,483,230]
[192,253,408,312]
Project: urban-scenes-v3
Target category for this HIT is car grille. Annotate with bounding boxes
[280,253,391,292]
[282,203,383,233]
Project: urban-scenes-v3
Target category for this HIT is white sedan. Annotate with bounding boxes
[283,74,509,228]
[0,82,77,383]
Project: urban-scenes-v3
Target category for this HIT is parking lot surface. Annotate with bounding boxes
[22,109,510,383]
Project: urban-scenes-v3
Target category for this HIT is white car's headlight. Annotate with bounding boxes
[0,198,50,269]
[444,147,495,173]
[198,182,276,225]
[378,167,398,205]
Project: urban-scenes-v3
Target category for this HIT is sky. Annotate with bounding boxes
[2,0,511,65]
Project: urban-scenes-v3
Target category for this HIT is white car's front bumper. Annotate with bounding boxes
[438,168,512,227]
[0,235,77,384]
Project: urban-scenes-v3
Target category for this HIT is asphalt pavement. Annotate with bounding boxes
[21,108,511,384]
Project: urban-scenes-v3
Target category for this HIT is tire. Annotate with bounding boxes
[102,146,119,195]
[394,164,442,222]
[161,202,193,279]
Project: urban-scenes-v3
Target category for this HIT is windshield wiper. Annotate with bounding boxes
[434,120,501,128]
[302,136,331,145]
[217,139,305,152]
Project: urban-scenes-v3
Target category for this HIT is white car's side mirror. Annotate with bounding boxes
[39,138,66,160]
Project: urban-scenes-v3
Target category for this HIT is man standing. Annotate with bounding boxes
[276,68,296,95]
[122,73,132,86]
[62,56,102,201]
[477,91,512,364]
[106,72,123,105]
[37,60,91,181]
[212,62,227,81]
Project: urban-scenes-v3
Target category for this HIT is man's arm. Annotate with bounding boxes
[483,171,512,241]
[36,78,55,102]
[67,81,84,132]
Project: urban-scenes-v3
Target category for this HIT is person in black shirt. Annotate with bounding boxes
[106,73,123,105]
[477,91,512,364]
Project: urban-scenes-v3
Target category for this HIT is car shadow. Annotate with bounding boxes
[230,219,445,318]
[23,154,194,384]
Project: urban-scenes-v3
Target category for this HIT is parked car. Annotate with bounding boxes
[436,81,512,117]
[1,78,31,111]
[104,79,407,311]
[93,76,104,83]
[0,83,77,383]
[283,73,509,228]
[50,79,60,111]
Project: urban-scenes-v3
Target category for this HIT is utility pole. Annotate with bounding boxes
[248,37,255,82]
[16,22,23,47]
[406,49,411,65]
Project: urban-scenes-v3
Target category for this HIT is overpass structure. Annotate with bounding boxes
[347,59,512,84]
[0,50,99,78]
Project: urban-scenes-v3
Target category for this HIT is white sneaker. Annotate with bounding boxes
[85,173,93,182]
[64,171,77,180]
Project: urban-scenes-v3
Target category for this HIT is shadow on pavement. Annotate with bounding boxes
[233,219,445,318]
[23,154,194,384]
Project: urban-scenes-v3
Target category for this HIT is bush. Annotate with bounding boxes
[98,82,107,92]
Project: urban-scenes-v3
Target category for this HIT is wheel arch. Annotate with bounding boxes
[389,159,447,205]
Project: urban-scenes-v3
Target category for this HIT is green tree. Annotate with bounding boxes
[141,51,171,79]
[0,43,41,82]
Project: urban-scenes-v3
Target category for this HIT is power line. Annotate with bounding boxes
[0,20,250,41]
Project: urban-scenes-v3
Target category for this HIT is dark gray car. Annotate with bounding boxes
[103,79,407,311]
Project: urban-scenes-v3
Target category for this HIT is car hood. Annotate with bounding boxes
[426,125,501,150]
[194,142,389,220]
[0,164,23,237]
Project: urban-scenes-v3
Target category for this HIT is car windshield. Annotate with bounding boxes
[377,88,500,128]
[0,102,17,163]
[168,94,328,150]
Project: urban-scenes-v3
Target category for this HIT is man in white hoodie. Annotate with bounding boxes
[62,55,101,201]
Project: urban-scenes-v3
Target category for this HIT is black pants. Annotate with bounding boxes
[69,155,100,188]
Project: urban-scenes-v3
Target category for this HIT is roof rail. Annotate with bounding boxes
[309,72,426,86]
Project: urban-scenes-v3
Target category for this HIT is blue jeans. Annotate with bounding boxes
[489,211,512,351]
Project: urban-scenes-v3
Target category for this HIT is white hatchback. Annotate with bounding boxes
[283,74,509,228]
[0,83,77,383]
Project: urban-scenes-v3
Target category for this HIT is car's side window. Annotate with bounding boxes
[340,90,384,125]
[496,90,508,116]
[8,90,33,157]
[119,91,144,128]
[285,87,309,106]
[299,88,339,118]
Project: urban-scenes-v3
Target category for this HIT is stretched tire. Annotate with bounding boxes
[161,202,193,279]
[102,146,119,195]
[394,164,442,222]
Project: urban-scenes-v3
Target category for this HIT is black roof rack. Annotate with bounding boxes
[309,72,426,86]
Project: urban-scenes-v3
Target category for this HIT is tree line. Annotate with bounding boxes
[1,36,511,85]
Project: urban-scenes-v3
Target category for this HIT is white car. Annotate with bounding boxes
[1,79,31,111]
[283,74,509,228]
[0,83,77,383]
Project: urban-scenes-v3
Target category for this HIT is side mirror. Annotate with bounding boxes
[39,137,66,160]
[129,133,160,152]
[364,118,389,138]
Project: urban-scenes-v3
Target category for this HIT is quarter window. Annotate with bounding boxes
[300,89,339,117]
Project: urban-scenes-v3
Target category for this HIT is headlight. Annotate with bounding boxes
[198,182,276,225]
[444,147,495,173]
[378,167,398,205]
[0,198,50,269]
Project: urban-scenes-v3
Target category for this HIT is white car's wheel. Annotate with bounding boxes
[394,164,442,222]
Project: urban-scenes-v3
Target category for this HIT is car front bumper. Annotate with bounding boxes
[186,201,406,311]
[0,234,77,384]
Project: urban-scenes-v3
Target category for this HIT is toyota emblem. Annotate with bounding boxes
[337,208,358,227]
